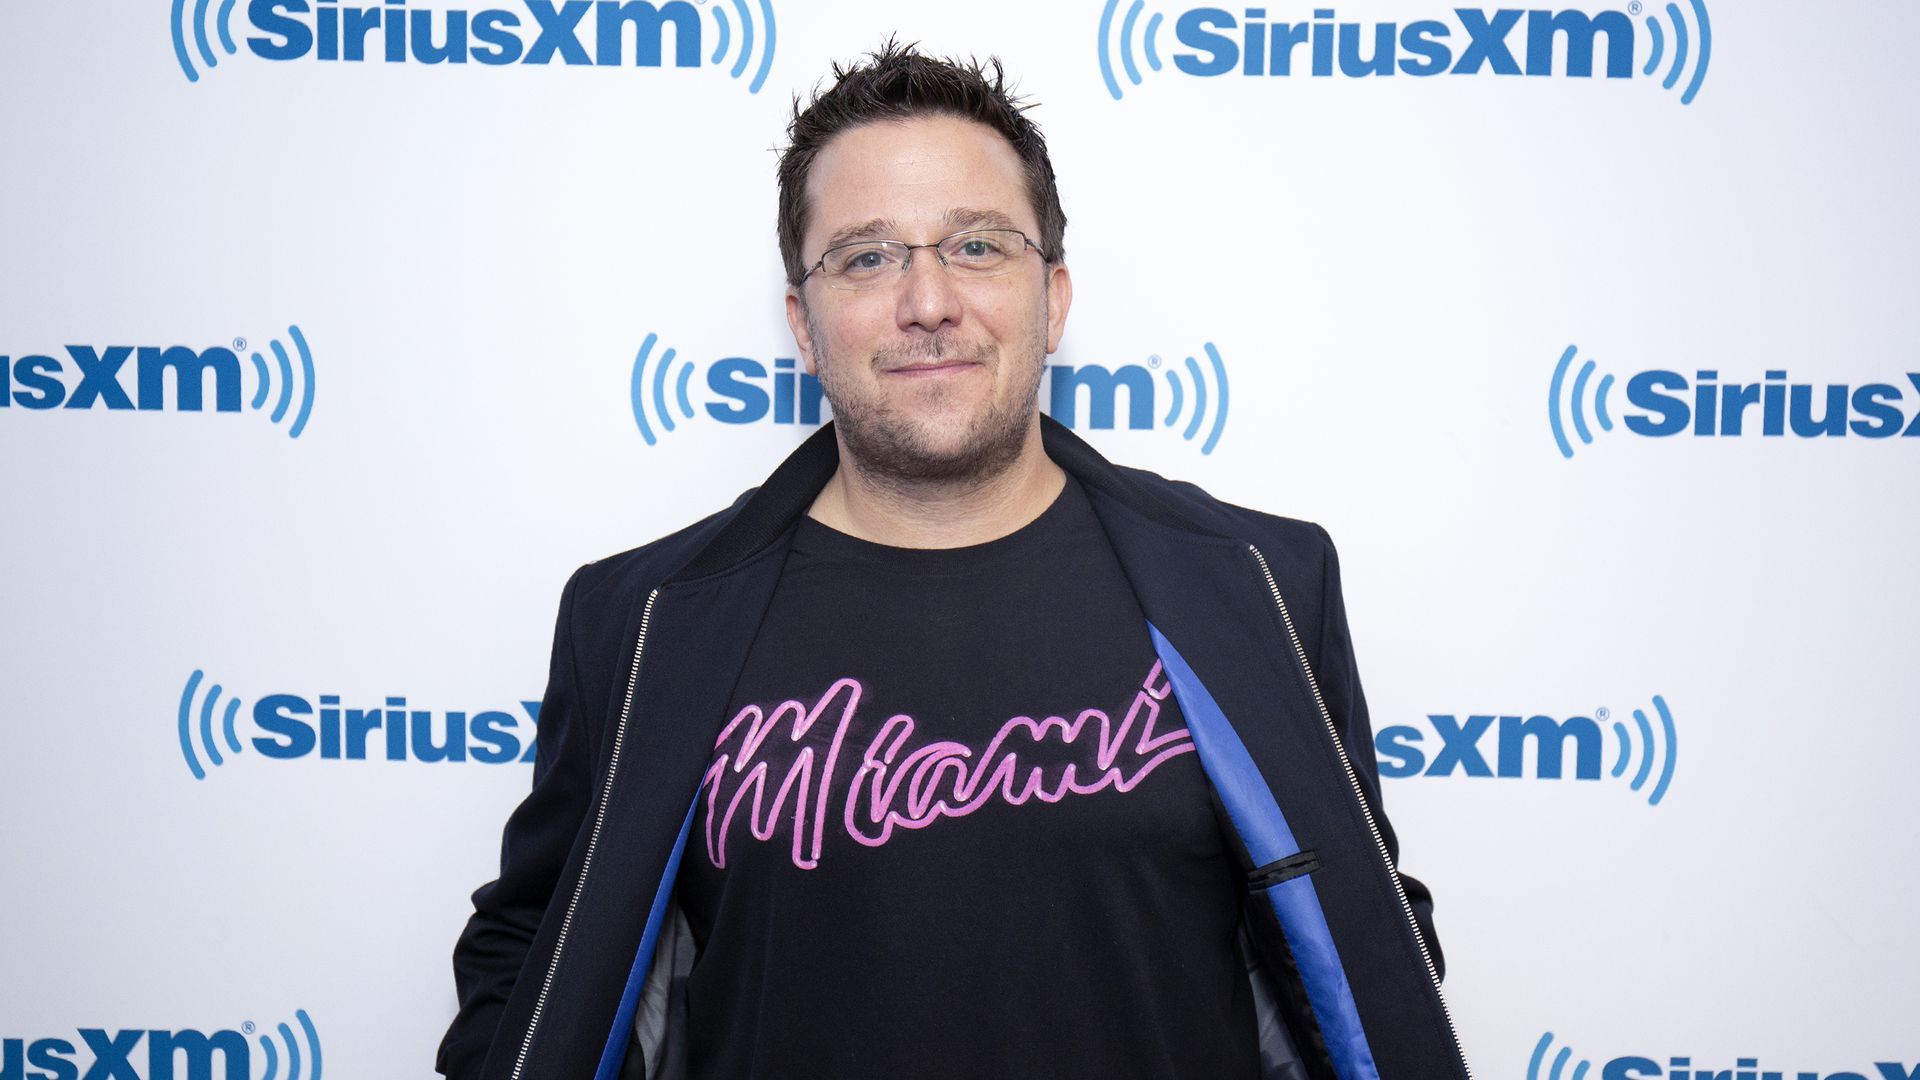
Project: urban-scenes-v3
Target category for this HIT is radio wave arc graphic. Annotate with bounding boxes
[178,669,245,781]
[1549,345,1616,459]
[705,0,777,95]
[1642,0,1713,105]
[1528,1032,1593,1080]
[247,325,316,439]
[171,0,240,83]
[1608,694,1678,806]
[257,1009,323,1080]
[1158,343,1230,454]
[1097,0,1166,100]
[631,333,698,446]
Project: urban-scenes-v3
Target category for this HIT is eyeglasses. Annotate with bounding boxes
[799,228,1044,291]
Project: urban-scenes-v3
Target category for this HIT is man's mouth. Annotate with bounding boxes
[886,360,979,377]
[875,334,993,377]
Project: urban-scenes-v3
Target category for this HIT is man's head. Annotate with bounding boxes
[779,43,1072,488]
[777,43,1067,288]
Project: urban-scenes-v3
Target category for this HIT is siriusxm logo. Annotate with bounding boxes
[630,332,828,444]
[1530,1032,1918,1080]
[631,332,1232,454]
[2,327,315,439]
[172,0,776,91]
[1375,695,1677,806]
[1049,345,1231,455]
[177,669,537,780]
[1550,345,1920,458]
[1097,2,1711,105]
[3,1009,319,1080]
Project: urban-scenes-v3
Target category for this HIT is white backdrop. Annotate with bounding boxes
[2,1,1916,1077]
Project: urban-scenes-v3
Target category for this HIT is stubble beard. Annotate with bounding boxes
[807,305,1049,493]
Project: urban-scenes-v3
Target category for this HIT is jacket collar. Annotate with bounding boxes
[667,415,1224,585]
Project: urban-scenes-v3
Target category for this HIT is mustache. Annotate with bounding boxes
[872,333,994,369]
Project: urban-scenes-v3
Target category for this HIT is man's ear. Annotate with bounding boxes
[785,287,818,376]
[1044,262,1073,355]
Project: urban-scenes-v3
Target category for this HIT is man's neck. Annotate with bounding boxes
[806,425,1067,549]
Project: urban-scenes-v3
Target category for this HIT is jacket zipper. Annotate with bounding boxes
[509,588,661,1080]
[1246,544,1472,1077]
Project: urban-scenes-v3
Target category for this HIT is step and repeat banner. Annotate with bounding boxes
[3,1,1915,1076]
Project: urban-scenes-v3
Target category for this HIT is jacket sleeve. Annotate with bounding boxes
[1310,525,1446,983]
[438,568,598,1079]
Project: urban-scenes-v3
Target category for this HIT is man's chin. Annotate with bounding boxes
[838,413,1033,486]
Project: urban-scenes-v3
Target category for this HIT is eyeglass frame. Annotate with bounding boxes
[796,227,1048,289]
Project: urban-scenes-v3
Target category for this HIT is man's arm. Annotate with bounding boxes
[1310,525,1446,982]
[438,568,598,1079]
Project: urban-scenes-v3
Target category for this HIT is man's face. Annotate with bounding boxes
[785,114,1071,485]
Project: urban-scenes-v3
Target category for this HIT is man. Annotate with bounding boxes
[439,44,1469,1080]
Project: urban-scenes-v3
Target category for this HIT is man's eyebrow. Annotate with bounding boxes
[943,207,1020,232]
[820,209,1024,252]
[823,218,898,251]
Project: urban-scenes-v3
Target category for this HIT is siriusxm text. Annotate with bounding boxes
[1622,370,1920,438]
[1174,7,1636,79]
[707,358,827,425]
[247,0,702,66]
[2,346,244,412]
[1376,714,1603,779]
[253,695,539,763]
[1596,1058,1916,1080]
[3,1030,247,1080]
[1050,364,1165,429]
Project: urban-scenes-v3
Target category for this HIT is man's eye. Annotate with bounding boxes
[839,247,896,274]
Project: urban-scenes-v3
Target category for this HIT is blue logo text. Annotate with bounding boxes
[1531,1032,1917,1080]
[1376,696,1677,806]
[1098,2,1711,105]
[173,0,776,92]
[3,1009,320,1080]
[178,670,537,780]
[2,327,315,438]
[1550,346,1920,457]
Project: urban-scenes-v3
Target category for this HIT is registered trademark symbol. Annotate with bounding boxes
[242,1022,255,1035]
[233,337,247,351]
[1148,354,1162,369]
[1596,706,1611,721]
[1627,1,1641,14]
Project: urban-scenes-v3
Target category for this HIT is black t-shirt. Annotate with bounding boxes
[674,475,1258,1080]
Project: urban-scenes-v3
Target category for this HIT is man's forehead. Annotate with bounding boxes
[803,116,1032,245]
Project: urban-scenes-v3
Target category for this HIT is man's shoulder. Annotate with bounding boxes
[1105,463,1345,648]
[1109,461,1335,564]
[566,488,758,614]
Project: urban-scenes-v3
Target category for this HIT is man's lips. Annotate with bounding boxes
[885,361,979,377]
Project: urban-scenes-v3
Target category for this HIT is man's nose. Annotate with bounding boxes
[894,249,963,333]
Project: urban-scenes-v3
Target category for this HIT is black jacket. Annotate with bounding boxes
[440,418,1471,1080]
